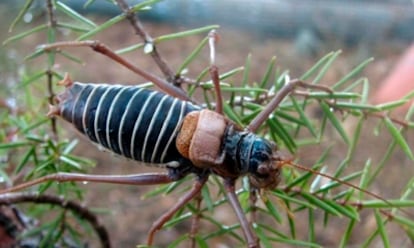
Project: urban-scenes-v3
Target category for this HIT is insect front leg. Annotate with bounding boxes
[248,79,333,132]
[224,178,259,248]
[249,187,259,225]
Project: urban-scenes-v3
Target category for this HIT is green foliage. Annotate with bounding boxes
[1,0,414,247]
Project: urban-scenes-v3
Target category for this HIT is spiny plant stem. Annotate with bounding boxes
[115,0,176,83]
[46,0,58,141]
[0,192,111,248]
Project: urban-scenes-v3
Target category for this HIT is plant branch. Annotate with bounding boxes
[46,0,57,27]
[285,187,411,219]
[115,0,176,83]
[0,192,111,248]
[46,0,58,141]
[365,111,410,127]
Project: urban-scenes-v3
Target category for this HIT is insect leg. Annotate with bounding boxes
[189,192,203,248]
[40,41,191,101]
[249,187,259,225]
[147,173,209,246]
[224,178,259,248]
[247,79,333,132]
[181,31,223,246]
[208,30,224,114]
[0,173,174,194]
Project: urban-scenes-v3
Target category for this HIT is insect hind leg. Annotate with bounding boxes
[40,41,191,101]
[0,172,178,195]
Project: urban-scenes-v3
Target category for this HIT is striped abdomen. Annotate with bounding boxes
[56,82,200,164]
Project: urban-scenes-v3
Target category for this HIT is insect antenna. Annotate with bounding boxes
[274,157,413,217]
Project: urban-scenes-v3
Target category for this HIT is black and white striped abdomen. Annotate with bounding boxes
[58,82,200,164]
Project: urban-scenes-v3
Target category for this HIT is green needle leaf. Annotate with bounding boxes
[320,101,350,144]
[383,117,414,160]
[56,1,97,28]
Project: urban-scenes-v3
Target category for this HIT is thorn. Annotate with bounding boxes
[58,73,73,87]
[47,104,60,117]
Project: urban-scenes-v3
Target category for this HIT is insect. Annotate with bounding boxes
[0,28,335,247]
[47,72,284,246]
[1,23,412,248]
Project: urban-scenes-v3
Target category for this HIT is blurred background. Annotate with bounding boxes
[1,0,414,247]
[2,0,414,111]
